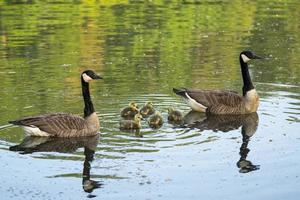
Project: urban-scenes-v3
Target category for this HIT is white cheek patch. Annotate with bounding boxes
[241,54,251,63]
[82,73,93,82]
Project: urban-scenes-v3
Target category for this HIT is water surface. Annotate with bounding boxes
[0,1,299,199]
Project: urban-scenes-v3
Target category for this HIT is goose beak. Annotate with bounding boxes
[252,54,264,59]
[93,74,103,80]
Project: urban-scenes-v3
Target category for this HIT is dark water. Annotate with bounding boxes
[0,1,299,199]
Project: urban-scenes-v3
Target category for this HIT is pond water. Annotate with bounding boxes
[0,1,299,199]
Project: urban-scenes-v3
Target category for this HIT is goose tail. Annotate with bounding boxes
[8,119,30,126]
[8,120,24,126]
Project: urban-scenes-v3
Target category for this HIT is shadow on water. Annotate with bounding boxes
[183,111,260,173]
[9,134,102,198]
[120,128,143,138]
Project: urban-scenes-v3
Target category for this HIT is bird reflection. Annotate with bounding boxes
[9,134,102,195]
[183,111,260,173]
[120,128,143,138]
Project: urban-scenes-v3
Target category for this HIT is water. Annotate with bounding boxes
[0,1,299,199]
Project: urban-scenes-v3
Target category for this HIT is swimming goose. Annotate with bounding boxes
[173,51,263,114]
[120,102,139,119]
[148,112,163,129]
[9,70,102,137]
[119,113,143,130]
[167,107,183,124]
[140,102,155,118]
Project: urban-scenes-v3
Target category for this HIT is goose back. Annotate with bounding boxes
[121,107,139,119]
[177,88,259,114]
[148,113,163,128]
[10,112,100,137]
[185,89,243,107]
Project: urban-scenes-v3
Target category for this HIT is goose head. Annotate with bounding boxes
[134,113,143,122]
[82,70,103,83]
[145,102,153,107]
[154,111,162,116]
[129,102,139,109]
[240,51,263,63]
[168,107,175,114]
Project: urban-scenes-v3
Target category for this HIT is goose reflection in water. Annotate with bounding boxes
[183,111,260,173]
[9,134,102,196]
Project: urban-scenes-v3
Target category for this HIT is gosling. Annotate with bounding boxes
[119,113,143,130]
[140,102,155,118]
[168,107,183,124]
[121,102,139,119]
[148,112,164,129]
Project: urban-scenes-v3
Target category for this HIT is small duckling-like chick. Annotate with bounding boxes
[120,113,143,130]
[140,102,155,118]
[148,112,164,129]
[168,107,183,124]
[121,102,139,119]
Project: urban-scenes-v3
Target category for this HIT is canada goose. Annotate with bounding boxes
[148,112,163,129]
[139,102,155,118]
[8,70,102,137]
[120,102,139,119]
[168,107,183,124]
[119,113,143,130]
[173,51,263,114]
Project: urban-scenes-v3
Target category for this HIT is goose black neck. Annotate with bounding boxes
[240,58,254,96]
[81,78,95,118]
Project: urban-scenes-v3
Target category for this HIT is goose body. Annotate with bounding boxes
[168,107,183,123]
[120,102,139,119]
[119,113,143,130]
[140,102,155,118]
[148,112,163,129]
[173,51,263,115]
[9,70,102,137]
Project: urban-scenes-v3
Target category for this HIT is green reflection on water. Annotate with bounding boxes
[0,1,300,200]
[0,0,299,144]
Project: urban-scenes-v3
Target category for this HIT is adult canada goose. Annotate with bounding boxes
[140,102,155,118]
[148,112,163,129]
[9,70,102,137]
[173,51,263,115]
[119,113,143,130]
[120,102,139,119]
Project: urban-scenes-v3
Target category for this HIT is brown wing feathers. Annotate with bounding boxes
[9,113,87,136]
[174,88,246,114]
